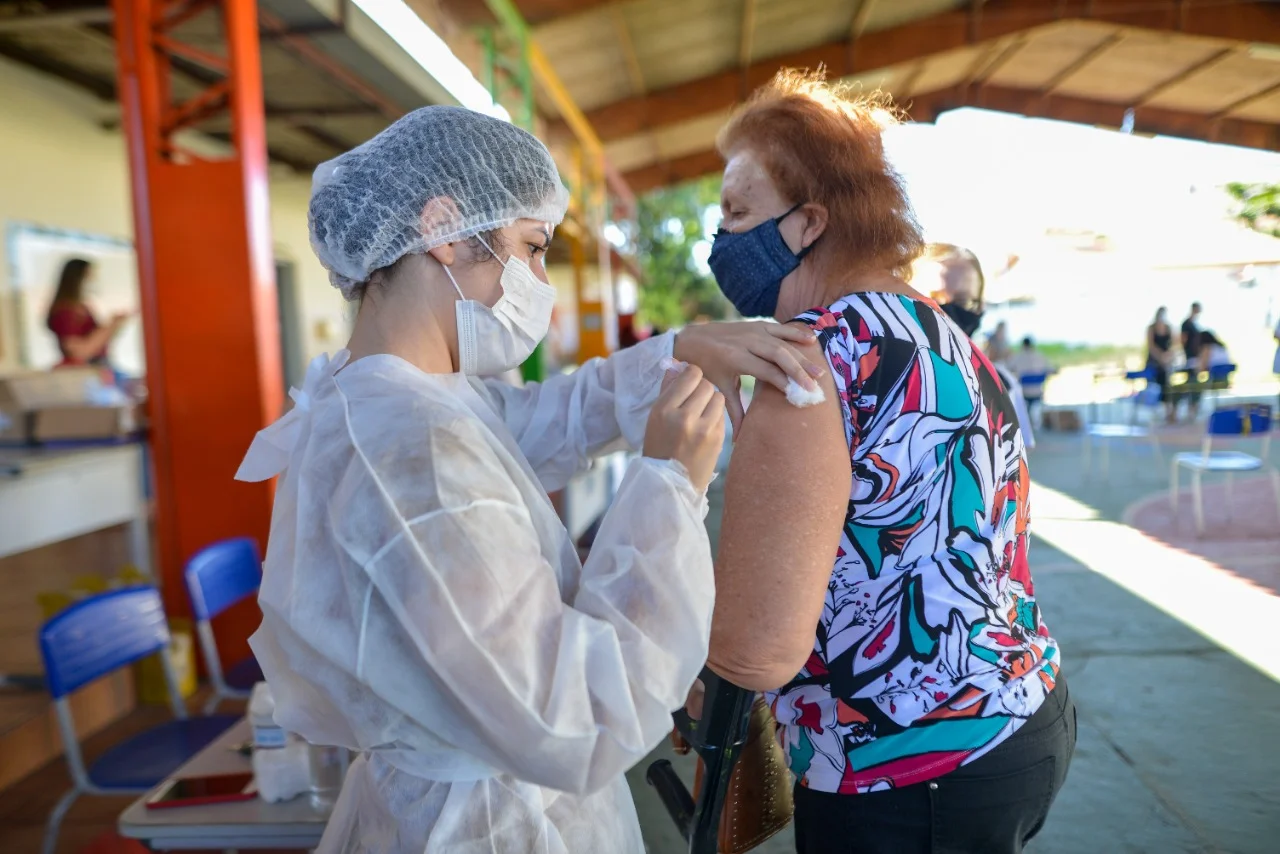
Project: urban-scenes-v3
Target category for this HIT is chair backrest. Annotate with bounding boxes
[185,537,262,621]
[40,586,171,699]
[1125,368,1155,382]
[1019,373,1049,386]
[1207,362,1237,382]
[1207,404,1272,437]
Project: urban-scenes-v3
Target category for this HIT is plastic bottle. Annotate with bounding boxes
[248,681,286,749]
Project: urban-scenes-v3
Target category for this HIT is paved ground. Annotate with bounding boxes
[632,400,1280,854]
[6,398,1278,853]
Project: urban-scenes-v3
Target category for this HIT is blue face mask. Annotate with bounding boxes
[708,203,814,318]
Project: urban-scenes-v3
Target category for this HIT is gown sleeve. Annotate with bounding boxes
[477,333,675,492]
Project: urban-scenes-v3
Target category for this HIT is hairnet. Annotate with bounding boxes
[309,106,570,298]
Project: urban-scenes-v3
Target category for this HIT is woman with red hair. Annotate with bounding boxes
[702,71,1075,853]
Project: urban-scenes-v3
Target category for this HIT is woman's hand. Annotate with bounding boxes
[672,322,825,431]
[642,365,726,493]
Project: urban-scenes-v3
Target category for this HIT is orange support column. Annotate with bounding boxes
[113,0,281,662]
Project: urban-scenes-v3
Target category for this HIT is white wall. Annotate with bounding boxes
[0,55,348,375]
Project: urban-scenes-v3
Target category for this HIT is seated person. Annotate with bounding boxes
[1197,330,1232,374]
[701,71,1075,854]
[1005,336,1053,404]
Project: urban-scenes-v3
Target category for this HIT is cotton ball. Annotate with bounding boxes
[659,356,688,374]
[785,379,826,408]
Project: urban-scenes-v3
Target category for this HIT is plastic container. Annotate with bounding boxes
[249,681,287,749]
[308,744,349,804]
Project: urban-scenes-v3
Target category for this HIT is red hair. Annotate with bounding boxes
[716,69,924,280]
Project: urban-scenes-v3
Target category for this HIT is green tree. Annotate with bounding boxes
[1226,182,1280,237]
[635,175,729,330]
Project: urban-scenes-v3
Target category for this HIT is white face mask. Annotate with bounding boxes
[442,236,557,376]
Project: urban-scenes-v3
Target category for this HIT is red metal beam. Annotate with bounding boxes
[113,0,282,660]
[574,0,1280,144]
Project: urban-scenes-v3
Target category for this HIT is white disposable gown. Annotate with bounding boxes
[236,334,715,853]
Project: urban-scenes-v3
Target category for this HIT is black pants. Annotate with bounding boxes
[793,676,1077,854]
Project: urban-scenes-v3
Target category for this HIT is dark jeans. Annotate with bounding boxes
[793,676,1077,854]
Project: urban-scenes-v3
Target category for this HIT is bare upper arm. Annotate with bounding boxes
[707,357,850,691]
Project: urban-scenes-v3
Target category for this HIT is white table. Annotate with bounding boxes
[0,442,150,572]
[118,719,332,850]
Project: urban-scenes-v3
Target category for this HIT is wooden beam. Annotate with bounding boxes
[969,0,987,43]
[1213,77,1280,118]
[1041,29,1126,94]
[561,0,1280,144]
[739,0,757,68]
[850,0,878,40]
[624,149,723,194]
[1135,46,1237,106]
[0,38,115,99]
[623,82,1280,192]
[896,61,928,100]
[968,36,1027,88]
[610,2,645,95]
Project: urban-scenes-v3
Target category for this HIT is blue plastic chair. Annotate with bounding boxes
[1170,404,1279,536]
[184,537,264,714]
[1018,372,1049,406]
[39,586,238,854]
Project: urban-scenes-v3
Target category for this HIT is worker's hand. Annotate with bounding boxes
[672,322,824,432]
[110,310,134,329]
[643,364,725,494]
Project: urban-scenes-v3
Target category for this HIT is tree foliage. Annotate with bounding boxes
[635,176,730,330]
[1226,182,1280,238]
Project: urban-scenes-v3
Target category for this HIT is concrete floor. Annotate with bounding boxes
[5,401,1278,853]
[631,411,1280,854]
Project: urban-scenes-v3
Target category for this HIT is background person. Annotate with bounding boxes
[1006,335,1053,408]
[45,258,131,368]
[986,320,1012,365]
[1181,301,1203,366]
[1148,306,1176,423]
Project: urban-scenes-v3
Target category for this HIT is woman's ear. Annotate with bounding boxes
[426,243,456,267]
[800,203,829,252]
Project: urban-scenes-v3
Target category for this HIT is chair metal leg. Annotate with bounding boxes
[1170,459,1180,513]
[1101,439,1111,481]
[203,690,225,716]
[1271,469,1280,525]
[1083,432,1092,480]
[1193,471,1205,537]
[42,788,80,854]
[1226,471,1235,523]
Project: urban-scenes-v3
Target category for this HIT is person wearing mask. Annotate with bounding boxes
[918,243,1036,448]
[986,320,1012,365]
[1148,307,1176,423]
[46,258,131,367]
[233,106,823,854]
[701,72,1073,854]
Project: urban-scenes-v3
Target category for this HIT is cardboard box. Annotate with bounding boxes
[1042,409,1083,432]
[0,368,134,443]
[31,404,137,442]
[0,368,101,410]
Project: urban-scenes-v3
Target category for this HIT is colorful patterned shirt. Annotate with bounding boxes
[766,292,1060,794]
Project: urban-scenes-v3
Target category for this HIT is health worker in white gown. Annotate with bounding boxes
[235,106,824,854]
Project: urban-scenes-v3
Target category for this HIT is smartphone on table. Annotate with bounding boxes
[144,772,257,809]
